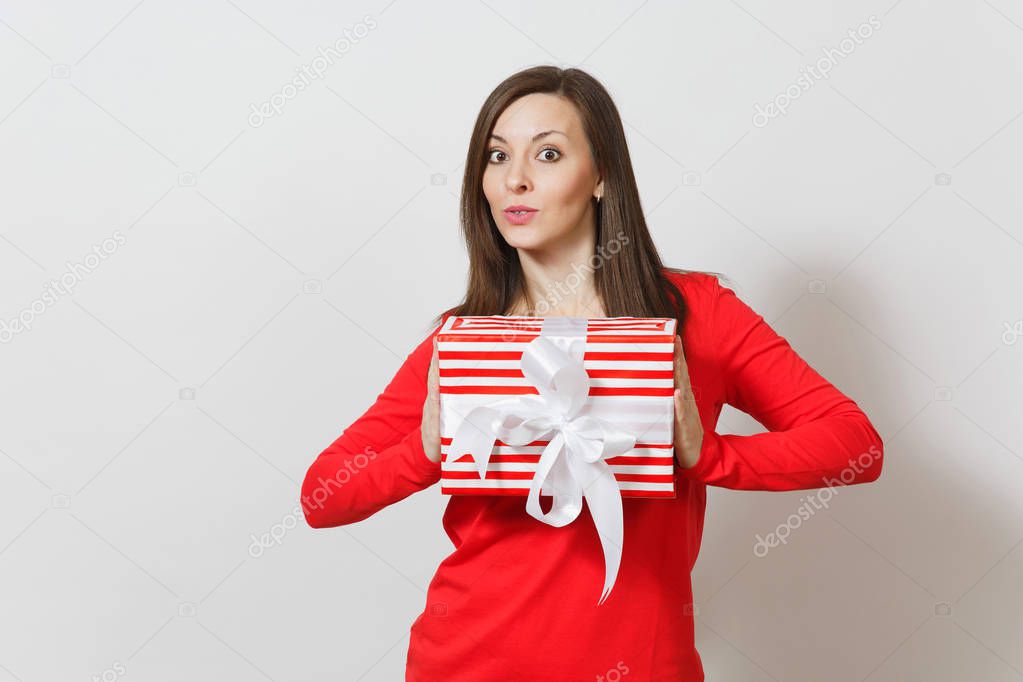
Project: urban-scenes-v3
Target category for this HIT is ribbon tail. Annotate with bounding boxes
[569,457,624,606]
[447,406,501,479]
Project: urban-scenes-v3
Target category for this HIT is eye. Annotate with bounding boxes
[486,147,562,164]
[537,146,561,162]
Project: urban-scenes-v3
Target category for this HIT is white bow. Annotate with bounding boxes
[447,322,637,605]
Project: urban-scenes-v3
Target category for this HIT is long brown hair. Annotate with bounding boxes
[434,65,721,331]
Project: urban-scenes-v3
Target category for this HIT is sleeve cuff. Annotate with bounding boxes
[406,428,442,480]
[676,430,721,483]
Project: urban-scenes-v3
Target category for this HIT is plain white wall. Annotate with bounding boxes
[1,1,1022,680]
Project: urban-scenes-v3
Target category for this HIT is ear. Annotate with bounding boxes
[594,180,604,201]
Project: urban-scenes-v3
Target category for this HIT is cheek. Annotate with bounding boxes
[548,163,592,204]
[481,169,501,205]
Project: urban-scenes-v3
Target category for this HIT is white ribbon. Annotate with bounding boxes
[447,317,637,605]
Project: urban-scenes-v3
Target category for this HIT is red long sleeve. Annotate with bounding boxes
[300,324,442,529]
[677,273,884,490]
[299,271,885,681]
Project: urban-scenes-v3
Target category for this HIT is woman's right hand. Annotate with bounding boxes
[421,335,442,463]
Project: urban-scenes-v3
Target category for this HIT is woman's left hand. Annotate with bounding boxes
[672,335,704,469]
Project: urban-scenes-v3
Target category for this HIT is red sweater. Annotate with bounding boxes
[300,270,884,681]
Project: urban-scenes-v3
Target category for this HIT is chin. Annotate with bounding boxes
[498,226,545,250]
[506,236,557,253]
[501,223,578,251]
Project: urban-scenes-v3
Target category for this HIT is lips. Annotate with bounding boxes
[503,206,538,225]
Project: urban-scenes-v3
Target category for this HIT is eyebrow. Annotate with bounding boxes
[489,129,568,144]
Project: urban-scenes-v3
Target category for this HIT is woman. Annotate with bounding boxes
[301,65,884,680]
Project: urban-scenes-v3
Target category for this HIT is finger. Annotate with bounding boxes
[674,337,696,402]
[674,334,688,366]
[673,389,686,453]
[428,336,440,398]
[673,336,686,389]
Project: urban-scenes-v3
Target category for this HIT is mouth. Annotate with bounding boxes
[503,207,538,225]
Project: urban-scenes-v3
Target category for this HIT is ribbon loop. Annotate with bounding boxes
[447,317,637,605]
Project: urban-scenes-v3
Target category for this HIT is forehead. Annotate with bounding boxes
[491,93,582,141]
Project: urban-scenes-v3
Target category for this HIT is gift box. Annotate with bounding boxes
[436,314,678,604]
[437,315,677,498]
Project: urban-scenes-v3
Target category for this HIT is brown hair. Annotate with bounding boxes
[434,65,722,331]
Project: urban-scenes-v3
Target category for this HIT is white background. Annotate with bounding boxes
[1,1,1022,680]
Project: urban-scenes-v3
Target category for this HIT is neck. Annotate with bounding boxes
[513,230,605,318]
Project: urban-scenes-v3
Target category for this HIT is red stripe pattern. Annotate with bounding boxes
[437,315,678,499]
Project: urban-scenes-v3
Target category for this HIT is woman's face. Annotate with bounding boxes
[482,93,602,253]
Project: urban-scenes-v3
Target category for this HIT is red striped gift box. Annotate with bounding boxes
[436,315,677,499]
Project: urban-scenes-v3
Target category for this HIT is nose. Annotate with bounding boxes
[504,155,532,194]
